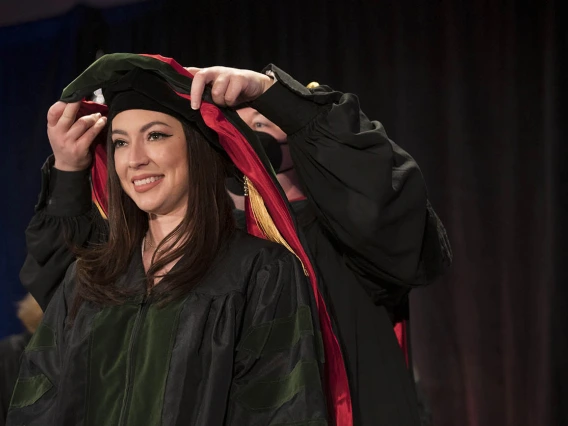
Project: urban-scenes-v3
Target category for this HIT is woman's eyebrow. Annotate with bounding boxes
[111,121,173,135]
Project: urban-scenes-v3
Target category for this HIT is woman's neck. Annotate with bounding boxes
[143,211,186,278]
[146,211,185,246]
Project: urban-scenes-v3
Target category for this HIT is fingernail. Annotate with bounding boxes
[95,112,102,119]
[191,102,198,110]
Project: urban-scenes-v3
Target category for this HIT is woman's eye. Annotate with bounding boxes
[253,122,266,129]
[148,132,169,141]
[113,139,127,148]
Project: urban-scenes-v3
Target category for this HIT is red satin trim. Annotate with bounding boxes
[194,99,353,426]
[74,101,109,216]
[140,54,191,76]
[394,321,409,366]
[91,144,108,216]
[289,195,308,203]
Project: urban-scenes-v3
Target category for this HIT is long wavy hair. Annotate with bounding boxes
[73,117,236,314]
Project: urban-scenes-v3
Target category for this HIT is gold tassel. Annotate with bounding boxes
[245,176,308,276]
[92,194,108,220]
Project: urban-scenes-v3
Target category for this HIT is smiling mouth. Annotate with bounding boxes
[133,176,164,186]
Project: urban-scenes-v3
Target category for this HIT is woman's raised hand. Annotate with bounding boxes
[47,101,107,171]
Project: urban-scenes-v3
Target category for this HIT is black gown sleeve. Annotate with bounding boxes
[19,157,108,311]
[227,253,328,425]
[251,66,452,300]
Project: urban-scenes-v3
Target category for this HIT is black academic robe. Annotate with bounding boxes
[8,230,328,426]
[19,66,451,425]
[252,66,452,425]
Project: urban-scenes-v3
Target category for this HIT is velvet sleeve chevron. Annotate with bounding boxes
[227,253,328,426]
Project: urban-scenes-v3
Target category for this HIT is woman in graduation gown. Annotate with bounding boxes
[18,55,452,425]
[8,56,331,426]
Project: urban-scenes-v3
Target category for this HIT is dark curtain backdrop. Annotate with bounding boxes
[0,1,565,425]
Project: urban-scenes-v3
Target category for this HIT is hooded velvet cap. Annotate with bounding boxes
[60,53,353,426]
[103,68,220,148]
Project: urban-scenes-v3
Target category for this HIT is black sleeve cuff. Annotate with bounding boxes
[43,160,92,217]
[249,65,322,136]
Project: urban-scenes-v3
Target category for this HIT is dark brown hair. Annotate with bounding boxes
[73,118,235,313]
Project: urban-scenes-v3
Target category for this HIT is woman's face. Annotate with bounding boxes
[111,109,189,216]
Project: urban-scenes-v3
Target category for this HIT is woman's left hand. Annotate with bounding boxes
[186,66,274,110]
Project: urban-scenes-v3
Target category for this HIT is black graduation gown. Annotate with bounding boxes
[8,230,328,426]
[19,66,451,425]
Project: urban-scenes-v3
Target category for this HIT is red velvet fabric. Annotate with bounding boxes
[394,321,409,366]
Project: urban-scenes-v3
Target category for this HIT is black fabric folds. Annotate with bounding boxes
[8,231,328,426]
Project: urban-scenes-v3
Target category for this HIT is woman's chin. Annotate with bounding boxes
[129,191,188,217]
[134,200,162,215]
[135,202,186,218]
